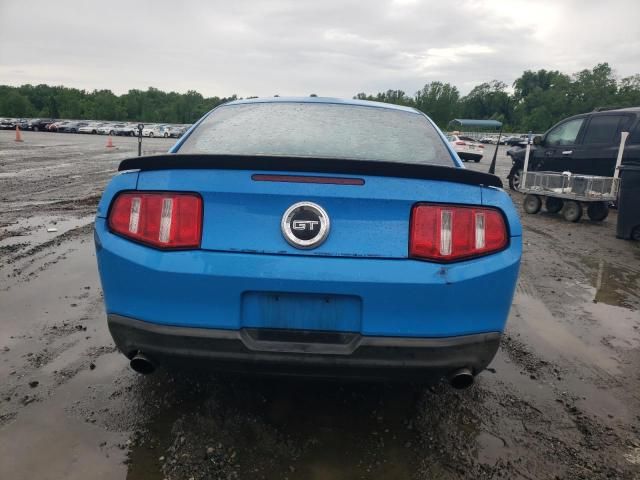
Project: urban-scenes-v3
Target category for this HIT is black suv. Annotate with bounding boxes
[507,107,640,190]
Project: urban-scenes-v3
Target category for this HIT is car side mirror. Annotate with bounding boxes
[533,135,543,146]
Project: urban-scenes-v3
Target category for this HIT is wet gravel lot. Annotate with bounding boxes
[1,131,639,480]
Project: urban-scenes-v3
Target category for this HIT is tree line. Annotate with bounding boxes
[0,85,237,125]
[1,63,639,132]
[355,63,640,131]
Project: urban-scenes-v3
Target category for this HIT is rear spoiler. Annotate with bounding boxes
[118,154,503,188]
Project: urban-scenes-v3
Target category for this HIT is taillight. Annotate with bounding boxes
[455,141,466,145]
[409,204,508,262]
[108,192,202,249]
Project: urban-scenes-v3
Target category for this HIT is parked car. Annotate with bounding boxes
[78,122,107,134]
[0,118,29,130]
[447,134,485,162]
[141,125,155,137]
[141,124,156,137]
[142,124,170,137]
[0,118,17,130]
[97,123,118,135]
[28,118,56,131]
[157,125,172,137]
[59,121,89,133]
[115,124,139,136]
[507,107,640,190]
[95,97,522,387]
[167,125,188,138]
[504,136,526,146]
[48,121,68,132]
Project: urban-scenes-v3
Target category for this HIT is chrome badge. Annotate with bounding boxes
[281,202,330,249]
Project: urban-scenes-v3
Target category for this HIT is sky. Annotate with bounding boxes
[1,0,639,98]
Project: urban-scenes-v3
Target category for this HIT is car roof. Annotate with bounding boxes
[224,96,421,114]
[551,107,640,126]
[604,106,640,113]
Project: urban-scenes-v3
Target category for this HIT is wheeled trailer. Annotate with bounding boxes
[520,172,619,222]
[518,131,628,223]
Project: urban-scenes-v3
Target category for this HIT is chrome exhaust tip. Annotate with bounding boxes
[129,352,156,374]
[449,368,474,389]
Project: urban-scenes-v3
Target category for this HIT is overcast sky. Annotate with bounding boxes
[1,0,639,98]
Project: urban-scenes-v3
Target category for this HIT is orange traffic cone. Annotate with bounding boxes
[15,125,23,142]
[105,135,115,148]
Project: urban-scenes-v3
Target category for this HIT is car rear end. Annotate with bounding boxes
[78,123,97,134]
[95,98,521,386]
[450,135,485,162]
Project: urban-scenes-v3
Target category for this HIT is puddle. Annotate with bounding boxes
[563,254,640,351]
[579,286,640,350]
[511,291,621,374]
[126,377,421,480]
[570,255,640,310]
[263,381,419,480]
[0,214,94,249]
[0,352,129,480]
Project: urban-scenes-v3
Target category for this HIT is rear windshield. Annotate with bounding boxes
[177,102,453,166]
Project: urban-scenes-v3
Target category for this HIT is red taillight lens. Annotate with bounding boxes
[108,192,202,249]
[455,141,466,145]
[409,204,508,262]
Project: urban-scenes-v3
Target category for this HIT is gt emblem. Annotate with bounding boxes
[281,202,330,249]
[292,220,319,231]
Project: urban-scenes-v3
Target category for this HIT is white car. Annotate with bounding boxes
[122,124,141,136]
[97,123,119,135]
[447,135,484,162]
[167,125,188,138]
[142,125,171,137]
[78,122,106,134]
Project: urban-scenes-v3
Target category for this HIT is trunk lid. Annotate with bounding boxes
[135,162,485,259]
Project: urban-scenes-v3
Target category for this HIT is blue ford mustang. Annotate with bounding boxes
[95,97,521,388]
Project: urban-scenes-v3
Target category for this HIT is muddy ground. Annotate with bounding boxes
[0,130,639,480]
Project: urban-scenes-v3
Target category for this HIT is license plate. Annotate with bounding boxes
[241,292,362,332]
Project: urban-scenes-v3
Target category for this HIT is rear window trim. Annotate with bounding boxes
[118,154,502,188]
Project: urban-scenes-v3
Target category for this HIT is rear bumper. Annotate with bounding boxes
[108,314,501,379]
[95,218,521,338]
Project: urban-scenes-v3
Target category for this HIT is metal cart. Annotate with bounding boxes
[520,171,619,222]
[519,131,628,222]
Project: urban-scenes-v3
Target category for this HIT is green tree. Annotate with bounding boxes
[618,74,640,105]
[414,81,460,127]
[0,91,33,116]
[461,81,513,125]
[569,63,618,113]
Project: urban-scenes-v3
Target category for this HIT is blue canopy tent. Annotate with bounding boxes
[448,119,503,174]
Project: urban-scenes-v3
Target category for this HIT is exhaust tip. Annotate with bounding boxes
[130,352,156,374]
[449,368,474,389]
